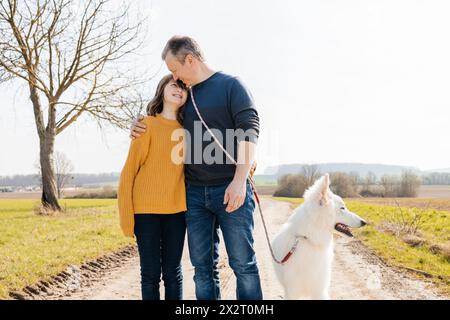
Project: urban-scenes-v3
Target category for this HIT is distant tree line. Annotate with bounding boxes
[274,165,423,198]
[422,172,450,185]
[0,173,119,188]
[0,175,40,188]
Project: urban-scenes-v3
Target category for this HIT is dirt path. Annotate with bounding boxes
[60,198,443,300]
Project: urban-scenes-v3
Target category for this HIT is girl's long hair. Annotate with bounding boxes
[146,74,187,125]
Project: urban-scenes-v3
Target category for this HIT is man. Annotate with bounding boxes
[131,35,262,300]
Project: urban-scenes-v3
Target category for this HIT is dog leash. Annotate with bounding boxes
[189,87,307,265]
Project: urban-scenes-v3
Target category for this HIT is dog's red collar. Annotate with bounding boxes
[280,235,308,264]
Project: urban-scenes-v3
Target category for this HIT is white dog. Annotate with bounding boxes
[271,173,367,300]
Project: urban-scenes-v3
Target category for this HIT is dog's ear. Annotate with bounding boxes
[319,173,330,206]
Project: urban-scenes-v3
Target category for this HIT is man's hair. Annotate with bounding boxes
[161,35,205,63]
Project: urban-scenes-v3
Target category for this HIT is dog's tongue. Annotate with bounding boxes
[334,223,353,237]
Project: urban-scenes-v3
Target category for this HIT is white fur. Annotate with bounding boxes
[272,173,366,300]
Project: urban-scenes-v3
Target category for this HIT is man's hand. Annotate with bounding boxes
[130,114,147,139]
[223,178,247,213]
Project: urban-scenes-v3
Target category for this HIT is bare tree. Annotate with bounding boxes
[274,165,321,198]
[34,151,74,198]
[361,171,377,195]
[274,174,308,198]
[54,151,74,198]
[0,0,149,210]
[380,174,399,197]
[330,172,358,198]
[301,164,321,187]
[399,170,421,197]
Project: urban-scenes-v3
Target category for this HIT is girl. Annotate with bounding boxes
[118,74,188,300]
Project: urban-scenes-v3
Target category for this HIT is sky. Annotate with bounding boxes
[1,0,450,176]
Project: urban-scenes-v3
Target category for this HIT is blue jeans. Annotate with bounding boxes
[134,213,186,300]
[185,181,263,300]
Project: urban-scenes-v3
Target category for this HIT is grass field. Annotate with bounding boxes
[273,197,450,295]
[352,197,450,211]
[0,199,133,300]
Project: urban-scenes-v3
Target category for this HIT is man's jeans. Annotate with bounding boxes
[134,213,186,300]
[185,181,263,300]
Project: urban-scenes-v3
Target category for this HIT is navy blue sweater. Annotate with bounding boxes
[183,71,260,186]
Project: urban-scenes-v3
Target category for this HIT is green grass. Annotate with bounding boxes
[273,197,450,295]
[0,199,133,299]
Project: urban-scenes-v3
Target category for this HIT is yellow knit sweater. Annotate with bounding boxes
[118,114,186,237]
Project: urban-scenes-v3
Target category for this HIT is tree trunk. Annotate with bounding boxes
[39,133,61,211]
[28,79,61,211]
